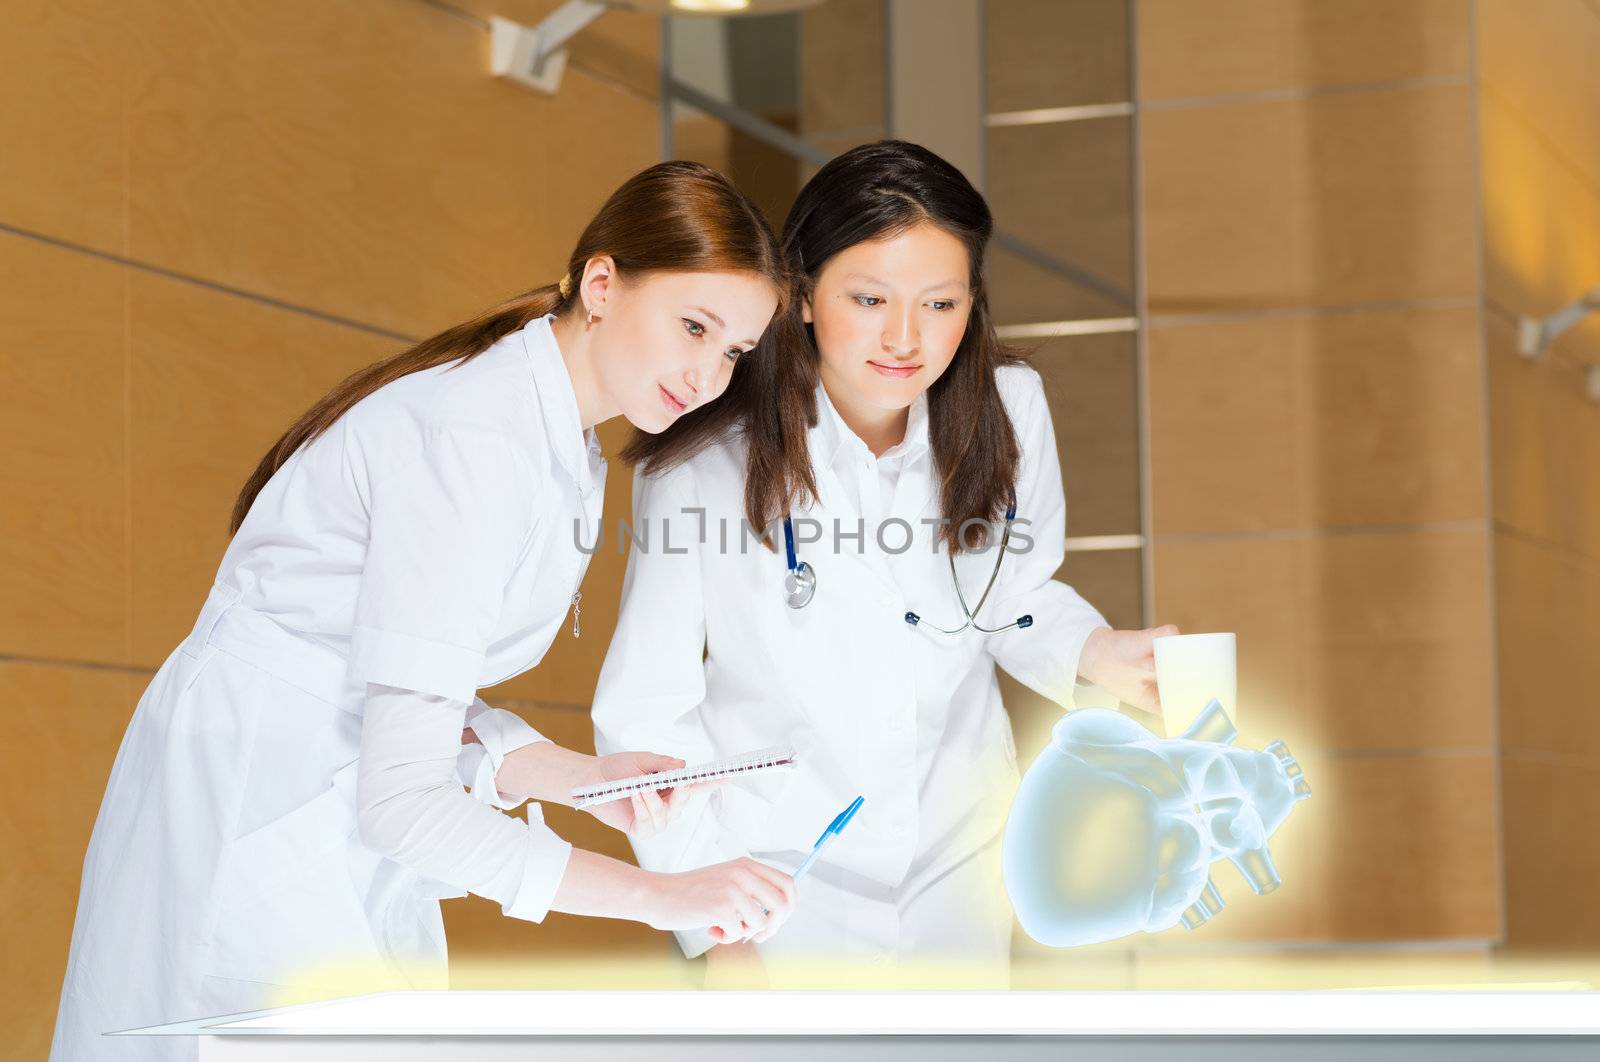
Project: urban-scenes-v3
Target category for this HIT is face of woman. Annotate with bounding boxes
[594,268,780,433]
[803,220,973,418]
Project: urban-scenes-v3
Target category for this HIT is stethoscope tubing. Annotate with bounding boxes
[780,506,1031,633]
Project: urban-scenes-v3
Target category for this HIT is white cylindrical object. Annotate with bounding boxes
[1153,632,1237,736]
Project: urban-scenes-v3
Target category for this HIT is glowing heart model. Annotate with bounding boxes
[1003,700,1311,947]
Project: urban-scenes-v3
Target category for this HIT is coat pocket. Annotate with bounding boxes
[200,782,382,987]
[716,770,791,850]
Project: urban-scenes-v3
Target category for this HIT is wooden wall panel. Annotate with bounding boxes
[1141,84,1477,315]
[0,0,127,253]
[1502,755,1600,951]
[123,0,660,339]
[1149,305,1486,536]
[986,244,1132,326]
[986,0,1130,113]
[1486,313,1600,562]
[1136,0,1470,102]
[1479,93,1600,358]
[1478,0,1600,192]
[1152,529,1494,755]
[1135,0,1499,950]
[988,117,1135,315]
[0,663,142,1058]
[0,233,129,665]
[798,0,886,140]
[1058,548,1142,634]
[1031,332,1141,538]
[1495,532,1600,764]
[1476,0,1600,957]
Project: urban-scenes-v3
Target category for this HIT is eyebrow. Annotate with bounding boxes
[690,305,757,349]
[843,273,966,295]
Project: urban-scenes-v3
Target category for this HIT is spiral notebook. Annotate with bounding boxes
[570,745,798,809]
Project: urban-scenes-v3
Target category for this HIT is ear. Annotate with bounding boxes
[800,292,814,324]
[580,254,617,313]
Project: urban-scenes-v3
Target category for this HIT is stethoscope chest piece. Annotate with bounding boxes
[783,561,816,609]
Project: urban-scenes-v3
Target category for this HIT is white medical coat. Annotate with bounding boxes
[591,364,1108,980]
[51,314,603,1060]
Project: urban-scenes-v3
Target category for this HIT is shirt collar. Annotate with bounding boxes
[810,381,931,471]
[522,313,604,497]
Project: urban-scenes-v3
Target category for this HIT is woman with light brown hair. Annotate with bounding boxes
[53,161,796,1061]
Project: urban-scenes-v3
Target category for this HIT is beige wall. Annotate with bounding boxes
[1137,0,1502,947]
[10,1,1598,1040]
[0,1,664,1053]
[1477,0,1600,952]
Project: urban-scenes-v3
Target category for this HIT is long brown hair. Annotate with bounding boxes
[230,160,786,534]
[627,140,1024,551]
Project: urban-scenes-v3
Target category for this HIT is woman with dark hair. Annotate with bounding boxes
[593,141,1176,985]
[53,161,797,1062]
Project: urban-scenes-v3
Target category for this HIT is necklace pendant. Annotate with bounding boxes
[571,590,582,638]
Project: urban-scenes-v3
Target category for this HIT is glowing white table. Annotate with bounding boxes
[125,990,1600,1060]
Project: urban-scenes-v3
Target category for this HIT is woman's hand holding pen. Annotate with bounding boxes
[1077,624,1180,715]
[642,858,796,944]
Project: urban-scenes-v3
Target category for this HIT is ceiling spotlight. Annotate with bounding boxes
[491,0,823,93]
[668,0,753,11]
[627,0,823,11]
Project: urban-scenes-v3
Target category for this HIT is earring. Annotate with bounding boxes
[586,305,600,326]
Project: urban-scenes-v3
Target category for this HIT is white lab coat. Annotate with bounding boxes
[51,314,603,1060]
[592,364,1108,985]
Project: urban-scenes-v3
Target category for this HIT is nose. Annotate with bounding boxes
[680,364,703,403]
[882,308,920,359]
[682,349,723,405]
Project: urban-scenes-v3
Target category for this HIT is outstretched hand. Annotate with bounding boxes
[1077,624,1179,715]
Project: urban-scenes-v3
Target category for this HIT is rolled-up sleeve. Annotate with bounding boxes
[983,367,1111,708]
[350,425,537,703]
[359,683,572,924]
[460,698,551,811]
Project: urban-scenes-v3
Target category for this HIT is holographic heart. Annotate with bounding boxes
[1003,700,1310,947]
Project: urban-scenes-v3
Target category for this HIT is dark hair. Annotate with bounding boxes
[626,139,1024,551]
[231,160,786,534]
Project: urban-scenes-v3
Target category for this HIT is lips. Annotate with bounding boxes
[659,383,688,415]
[868,360,921,379]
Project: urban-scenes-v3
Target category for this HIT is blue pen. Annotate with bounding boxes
[793,795,864,881]
[754,796,865,920]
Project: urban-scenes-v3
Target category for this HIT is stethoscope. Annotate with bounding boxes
[781,513,818,608]
[781,504,1033,635]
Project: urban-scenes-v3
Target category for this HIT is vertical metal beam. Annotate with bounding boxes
[1129,0,1155,630]
[659,15,674,160]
